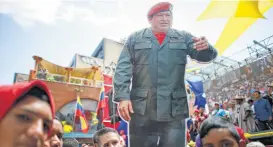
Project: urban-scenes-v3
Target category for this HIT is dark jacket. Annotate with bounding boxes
[114,28,217,121]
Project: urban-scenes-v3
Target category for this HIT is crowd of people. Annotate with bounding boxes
[187,90,273,147]
[205,54,273,106]
[1,1,273,147]
[206,75,273,105]
[1,80,273,147]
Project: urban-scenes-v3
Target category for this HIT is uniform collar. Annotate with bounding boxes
[166,28,177,38]
[144,27,178,38]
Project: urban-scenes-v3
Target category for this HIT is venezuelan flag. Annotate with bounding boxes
[100,86,105,101]
[75,96,89,133]
[97,86,106,114]
[97,86,110,122]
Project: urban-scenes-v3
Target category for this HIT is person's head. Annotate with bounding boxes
[147,2,173,32]
[63,138,79,147]
[235,98,244,104]
[228,101,235,109]
[0,80,55,147]
[246,141,265,147]
[119,130,124,135]
[194,109,200,116]
[247,99,254,105]
[200,117,246,147]
[93,127,122,147]
[44,118,64,147]
[199,107,205,114]
[119,136,126,147]
[214,103,220,110]
[253,91,261,99]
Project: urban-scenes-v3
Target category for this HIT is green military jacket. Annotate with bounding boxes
[114,28,217,121]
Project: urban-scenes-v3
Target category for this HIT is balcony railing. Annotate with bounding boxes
[70,77,104,88]
[36,72,103,88]
[37,72,66,83]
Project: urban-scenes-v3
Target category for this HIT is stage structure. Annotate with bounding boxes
[187,35,273,82]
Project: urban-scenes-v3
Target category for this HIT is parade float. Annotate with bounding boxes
[28,55,104,144]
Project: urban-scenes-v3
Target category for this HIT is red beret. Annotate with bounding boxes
[0,80,55,121]
[148,2,173,18]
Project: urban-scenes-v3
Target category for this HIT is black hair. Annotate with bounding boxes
[63,138,79,147]
[14,86,50,105]
[248,99,254,103]
[52,117,64,140]
[54,116,62,123]
[199,106,205,109]
[263,95,270,99]
[54,116,64,127]
[200,116,240,144]
[254,91,261,95]
[93,127,119,144]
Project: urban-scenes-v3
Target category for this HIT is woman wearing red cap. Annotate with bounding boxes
[114,1,217,147]
[0,80,55,147]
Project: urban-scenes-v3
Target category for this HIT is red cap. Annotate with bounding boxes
[0,80,55,121]
[194,109,200,113]
[148,2,173,18]
[235,126,247,142]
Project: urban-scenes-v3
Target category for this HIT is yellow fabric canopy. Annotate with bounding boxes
[70,68,103,80]
[35,56,103,80]
[38,58,67,75]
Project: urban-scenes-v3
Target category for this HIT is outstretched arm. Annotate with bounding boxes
[185,32,218,62]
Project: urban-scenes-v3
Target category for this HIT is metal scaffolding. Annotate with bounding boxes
[186,35,273,81]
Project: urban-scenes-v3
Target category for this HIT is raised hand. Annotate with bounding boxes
[192,36,209,51]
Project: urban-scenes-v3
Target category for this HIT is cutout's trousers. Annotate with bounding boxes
[129,113,186,147]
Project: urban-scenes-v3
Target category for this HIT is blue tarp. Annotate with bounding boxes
[63,132,94,138]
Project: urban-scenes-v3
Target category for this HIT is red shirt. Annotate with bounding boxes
[186,131,191,143]
[154,32,166,45]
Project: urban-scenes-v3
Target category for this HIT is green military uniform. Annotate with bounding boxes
[114,28,217,147]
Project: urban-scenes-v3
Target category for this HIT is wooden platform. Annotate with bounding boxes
[30,79,101,111]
